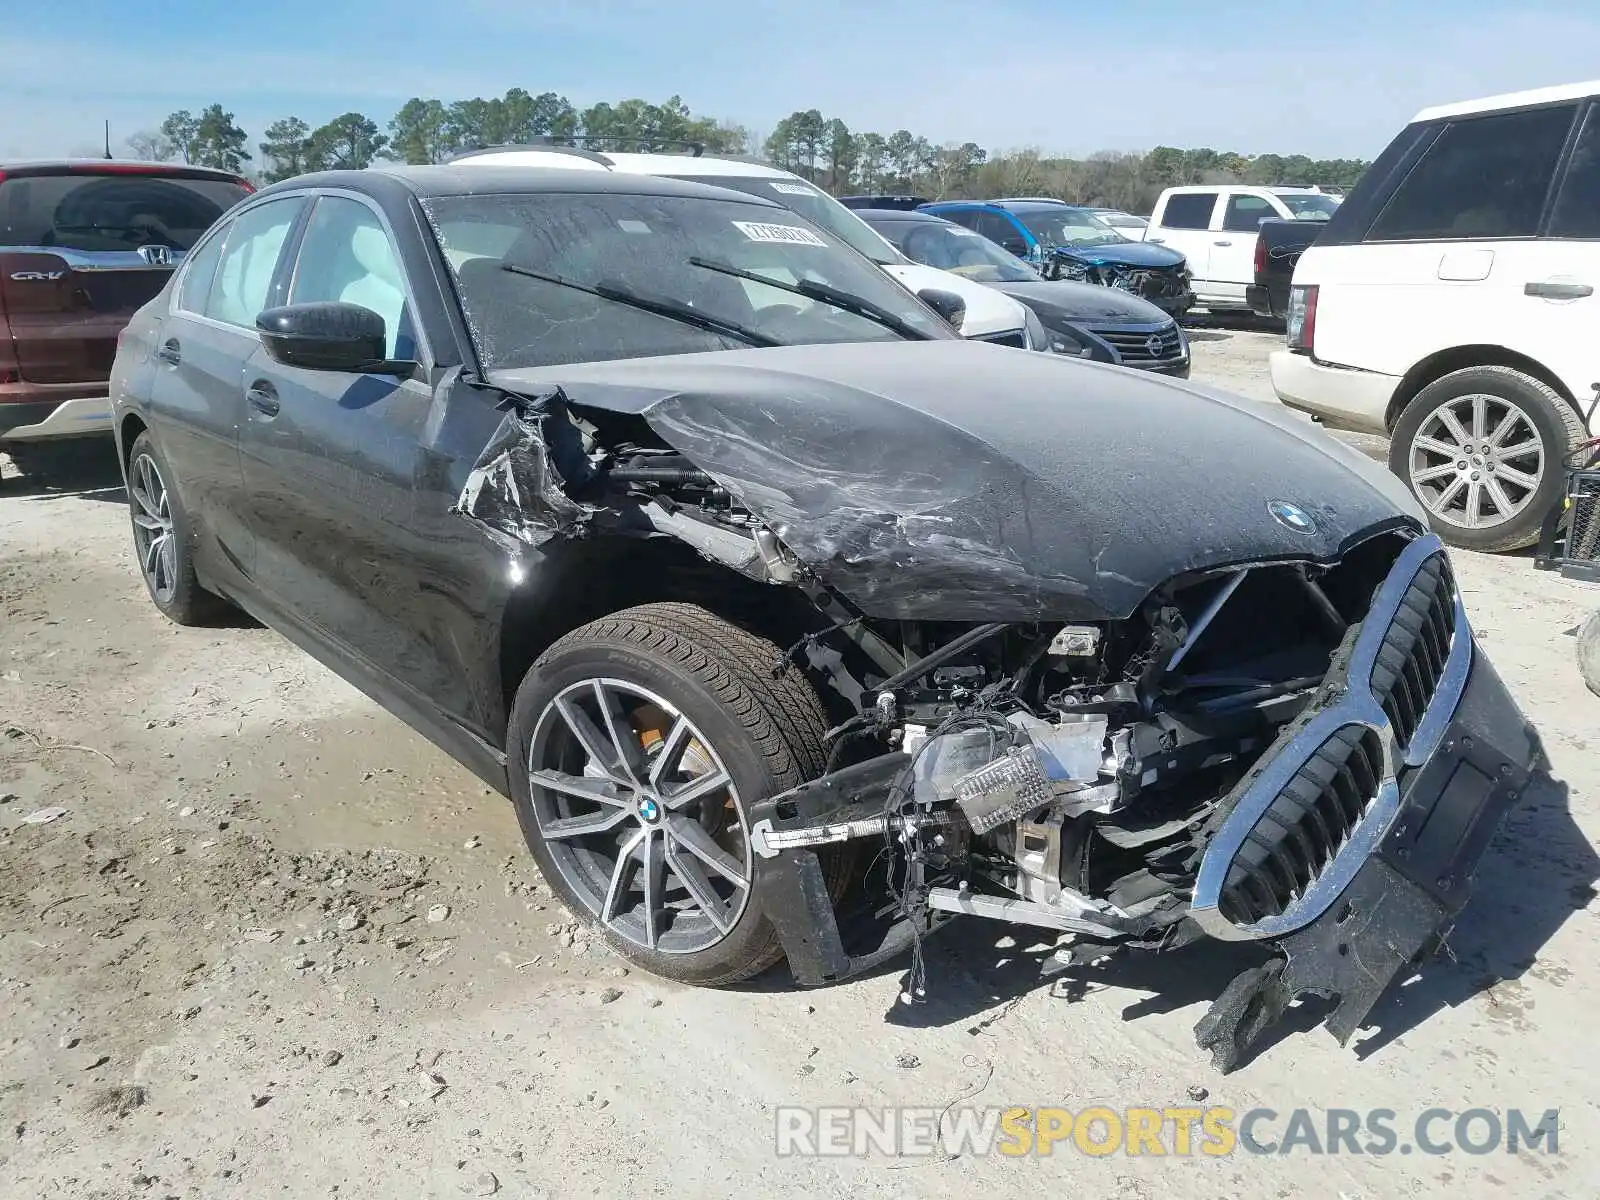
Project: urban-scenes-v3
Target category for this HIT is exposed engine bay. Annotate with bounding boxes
[455,359,1546,1072]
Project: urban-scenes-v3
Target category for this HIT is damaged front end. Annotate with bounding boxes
[744,532,1543,1072]
[460,346,1543,1071]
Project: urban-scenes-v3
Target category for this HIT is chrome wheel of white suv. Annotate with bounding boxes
[1390,365,1587,554]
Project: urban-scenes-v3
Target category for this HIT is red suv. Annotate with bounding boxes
[0,161,252,475]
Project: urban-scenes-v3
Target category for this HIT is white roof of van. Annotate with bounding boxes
[1413,79,1600,122]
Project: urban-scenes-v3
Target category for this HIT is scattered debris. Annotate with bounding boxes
[178,1005,202,1021]
[21,806,69,825]
[86,1085,147,1117]
[644,997,662,1009]
[426,904,451,924]
[242,929,282,943]
[58,1035,79,1050]
[1187,1085,1209,1103]
[321,1050,343,1068]
[469,1171,499,1196]
[251,1094,271,1108]
[463,836,481,850]
[336,913,363,933]
[895,1053,921,1070]
[84,1055,111,1071]
[597,987,624,1005]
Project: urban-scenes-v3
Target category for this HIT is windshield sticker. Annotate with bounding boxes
[733,221,827,247]
[768,182,817,196]
[616,219,652,234]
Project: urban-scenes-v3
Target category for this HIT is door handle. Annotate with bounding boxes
[1148,237,1166,243]
[1213,240,1233,246]
[155,339,180,365]
[1524,280,1593,299]
[246,380,280,417]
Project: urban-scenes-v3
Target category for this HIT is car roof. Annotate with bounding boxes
[448,146,803,181]
[251,163,790,206]
[0,159,247,181]
[856,208,949,223]
[993,200,1090,214]
[1413,78,1600,122]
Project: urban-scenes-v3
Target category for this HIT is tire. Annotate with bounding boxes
[1389,366,1586,553]
[125,431,225,625]
[1580,611,1600,699]
[505,602,843,986]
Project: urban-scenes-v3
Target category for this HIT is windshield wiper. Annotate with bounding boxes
[499,263,777,348]
[687,257,933,341]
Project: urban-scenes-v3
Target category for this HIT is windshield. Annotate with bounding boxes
[671,174,907,266]
[424,191,951,370]
[1277,193,1342,220]
[0,173,248,253]
[1095,212,1147,230]
[886,220,1038,283]
[1015,207,1130,248]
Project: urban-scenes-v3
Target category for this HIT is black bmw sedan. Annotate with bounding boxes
[107,165,1542,1072]
[857,207,1190,376]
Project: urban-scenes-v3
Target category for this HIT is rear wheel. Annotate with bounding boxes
[1390,366,1585,553]
[505,603,843,985]
[125,431,224,625]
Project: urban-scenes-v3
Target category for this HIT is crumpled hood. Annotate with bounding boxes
[993,279,1170,324]
[1051,240,1186,269]
[488,340,1421,622]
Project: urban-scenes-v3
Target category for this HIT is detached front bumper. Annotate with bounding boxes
[1195,645,1543,1070]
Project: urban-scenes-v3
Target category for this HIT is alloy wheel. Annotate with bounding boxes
[129,453,177,603]
[1407,393,1544,530]
[527,678,752,954]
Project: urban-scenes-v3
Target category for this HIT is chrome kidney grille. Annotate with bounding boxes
[1191,533,1472,942]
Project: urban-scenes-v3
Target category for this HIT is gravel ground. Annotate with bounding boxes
[2,333,1598,1198]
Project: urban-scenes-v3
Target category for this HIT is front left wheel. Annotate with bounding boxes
[505,603,842,986]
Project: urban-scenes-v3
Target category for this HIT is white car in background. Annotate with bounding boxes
[1142,185,1341,313]
[449,146,1040,348]
[1272,79,1600,552]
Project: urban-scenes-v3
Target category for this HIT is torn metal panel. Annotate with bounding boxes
[453,385,598,548]
[487,339,1424,622]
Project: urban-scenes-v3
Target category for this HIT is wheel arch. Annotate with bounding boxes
[494,537,829,737]
[117,411,149,476]
[1384,345,1581,432]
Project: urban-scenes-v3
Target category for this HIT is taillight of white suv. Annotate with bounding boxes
[1286,284,1318,354]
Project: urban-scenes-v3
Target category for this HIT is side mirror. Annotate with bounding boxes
[1000,238,1029,257]
[917,287,966,331]
[256,302,415,376]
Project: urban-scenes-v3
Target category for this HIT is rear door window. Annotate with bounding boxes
[0,172,247,252]
[176,226,226,313]
[1158,193,1217,230]
[1223,193,1277,232]
[1367,104,1579,241]
[1549,103,1600,240]
[205,198,305,329]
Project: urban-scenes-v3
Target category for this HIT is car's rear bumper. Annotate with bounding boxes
[1271,349,1398,434]
[0,394,113,441]
[1246,283,1286,320]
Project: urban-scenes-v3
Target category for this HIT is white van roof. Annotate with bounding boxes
[1413,79,1600,123]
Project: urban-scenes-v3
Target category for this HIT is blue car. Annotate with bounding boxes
[918,200,1195,319]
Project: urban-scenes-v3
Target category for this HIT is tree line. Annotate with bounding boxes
[130,95,1370,215]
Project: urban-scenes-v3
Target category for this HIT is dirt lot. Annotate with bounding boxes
[3,329,1598,1199]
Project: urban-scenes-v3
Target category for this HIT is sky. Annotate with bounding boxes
[5,0,1600,164]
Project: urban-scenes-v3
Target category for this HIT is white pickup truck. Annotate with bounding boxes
[1141,186,1340,312]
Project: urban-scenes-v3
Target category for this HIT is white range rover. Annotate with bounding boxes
[1272,79,1600,552]
[447,144,1042,351]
